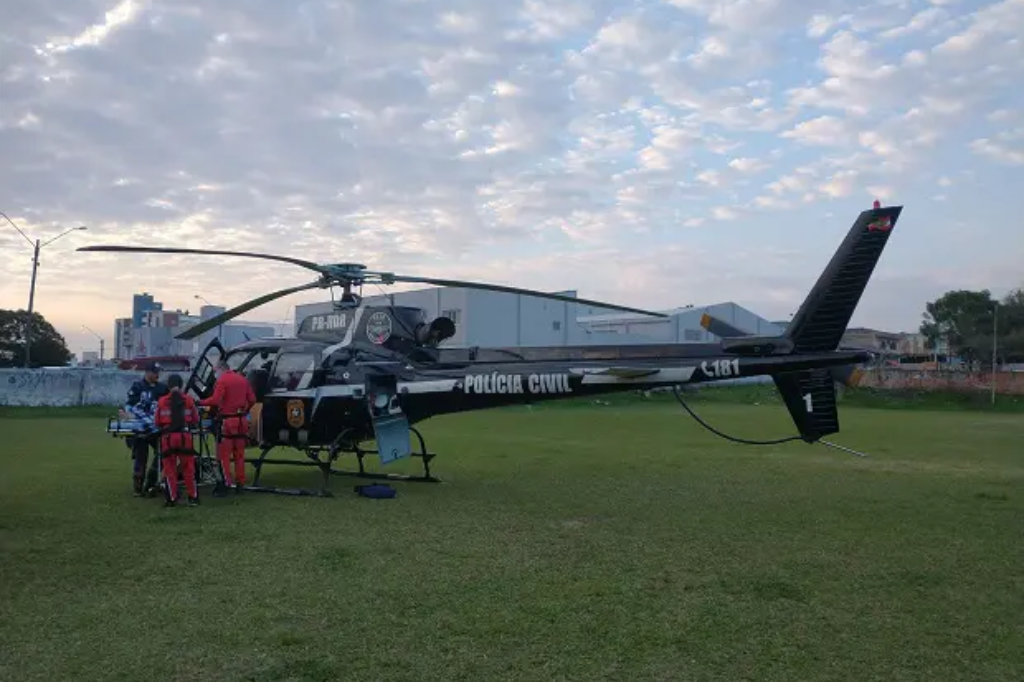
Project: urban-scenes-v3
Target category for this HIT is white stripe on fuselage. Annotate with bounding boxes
[270,378,460,400]
[270,366,695,401]
[574,366,697,384]
[320,307,366,357]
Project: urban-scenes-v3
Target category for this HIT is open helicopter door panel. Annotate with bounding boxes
[184,338,273,444]
[365,374,412,465]
[185,337,227,401]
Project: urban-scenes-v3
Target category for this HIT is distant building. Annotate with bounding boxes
[132,292,162,328]
[129,308,201,358]
[897,332,933,355]
[840,327,949,357]
[841,327,903,354]
[180,305,278,355]
[114,317,133,360]
[115,293,277,362]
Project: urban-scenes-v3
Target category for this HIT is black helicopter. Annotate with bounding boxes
[80,202,902,496]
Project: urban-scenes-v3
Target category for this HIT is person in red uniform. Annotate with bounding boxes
[155,374,200,507]
[200,359,256,493]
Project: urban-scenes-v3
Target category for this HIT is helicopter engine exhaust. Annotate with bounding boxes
[415,316,456,346]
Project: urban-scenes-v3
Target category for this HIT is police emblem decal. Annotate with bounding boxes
[365,312,393,345]
[286,399,305,428]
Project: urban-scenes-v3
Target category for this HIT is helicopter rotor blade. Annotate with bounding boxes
[77,245,330,275]
[382,274,668,318]
[174,280,327,341]
[78,244,667,318]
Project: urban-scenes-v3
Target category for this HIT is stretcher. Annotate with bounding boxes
[106,413,222,496]
[106,416,215,436]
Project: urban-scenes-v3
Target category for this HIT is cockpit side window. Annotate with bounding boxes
[227,351,255,373]
[269,352,319,392]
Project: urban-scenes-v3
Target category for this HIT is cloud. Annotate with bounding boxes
[727,157,769,173]
[879,7,951,40]
[1,0,1022,358]
[782,115,853,146]
[970,135,1024,165]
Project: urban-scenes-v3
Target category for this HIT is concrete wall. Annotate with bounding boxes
[0,369,139,407]
[5,365,1024,408]
[858,368,1024,395]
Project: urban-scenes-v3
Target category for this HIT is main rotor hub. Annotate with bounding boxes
[331,262,366,271]
[325,263,367,279]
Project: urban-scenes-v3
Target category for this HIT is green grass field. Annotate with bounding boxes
[1,395,1022,681]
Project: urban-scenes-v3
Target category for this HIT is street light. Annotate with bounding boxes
[2,210,87,367]
[194,293,223,340]
[81,325,105,365]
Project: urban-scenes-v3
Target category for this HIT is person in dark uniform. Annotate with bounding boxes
[125,362,169,496]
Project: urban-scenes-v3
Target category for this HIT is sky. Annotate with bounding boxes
[2,0,1023,360]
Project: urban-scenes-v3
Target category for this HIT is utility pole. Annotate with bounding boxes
[82,325,105,365]
[991,303,998,406]
[2,211,87,367]
[26,239,40,368]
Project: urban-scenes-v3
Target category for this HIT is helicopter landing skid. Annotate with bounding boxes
[243,426,439,497]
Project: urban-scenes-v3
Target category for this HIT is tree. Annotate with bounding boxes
[920,289,997,364]
[920,288,1024,365]
[998,288,1024,363]
[0,309,73,368]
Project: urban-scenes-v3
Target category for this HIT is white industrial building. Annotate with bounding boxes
[578,302,784,344]
[293,287,782,347]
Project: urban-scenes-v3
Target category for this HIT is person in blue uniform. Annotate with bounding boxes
[125,362,169,496]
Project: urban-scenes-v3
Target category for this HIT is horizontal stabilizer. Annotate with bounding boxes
[830,365,865,388]
[699,312,748,338]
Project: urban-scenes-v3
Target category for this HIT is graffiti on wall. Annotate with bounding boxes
[0,369,140,407]
[3,366,1023,408]
[858,368,1024,395]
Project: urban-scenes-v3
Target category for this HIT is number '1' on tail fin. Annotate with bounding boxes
[774,368,839,442]
[774,203,902,442]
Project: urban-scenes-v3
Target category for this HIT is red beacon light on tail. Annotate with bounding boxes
[867,199,893,231]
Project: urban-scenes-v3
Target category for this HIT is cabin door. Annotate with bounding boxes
[365,374,412,465]
[185,337,227,401]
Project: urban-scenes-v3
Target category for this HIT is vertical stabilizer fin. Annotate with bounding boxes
[785,205,902,352]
